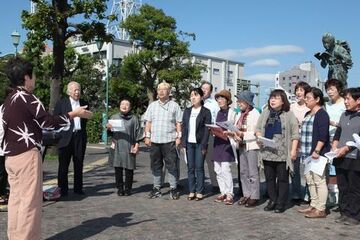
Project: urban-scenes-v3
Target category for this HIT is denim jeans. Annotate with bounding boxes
[150,142,178,189]
[186,143,205,193]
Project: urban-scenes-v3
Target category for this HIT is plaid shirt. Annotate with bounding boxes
[300,114,314,156]
[144,99,182,144]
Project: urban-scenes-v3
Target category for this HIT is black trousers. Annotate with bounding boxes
[115,167,134,191]
[337,168,360,221]
[263,160,289,205]
[58,131,86,193]
[0,156,8,196]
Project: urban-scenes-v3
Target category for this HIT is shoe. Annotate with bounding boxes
[195,193,204,201]
[149,187,162,199]
[124,189,132,196]
[264,201,276,211]
[305,209,326,218]
[214,194,226,203]
[297,206,315,214]
[343,216,360,226]
[212,186,220,194]
[117,188,125,196]
[170,188,180,200]
[224,195,234,205]
[74,190,85,195]
[237,197,249,206]
[274,204,285,213]
[245,199,258,208]
[187,193,196,201]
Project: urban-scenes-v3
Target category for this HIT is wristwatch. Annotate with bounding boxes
[314,150,320,154]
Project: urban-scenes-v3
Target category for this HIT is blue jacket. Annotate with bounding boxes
[181,106,211,151]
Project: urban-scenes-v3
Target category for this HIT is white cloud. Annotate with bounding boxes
[204,45,304,59]
[246,73,276,82]
[249,59,280,67]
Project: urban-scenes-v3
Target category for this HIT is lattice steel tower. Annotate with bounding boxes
[106,0,141,40]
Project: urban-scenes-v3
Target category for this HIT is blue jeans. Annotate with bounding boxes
[186,143,205,193]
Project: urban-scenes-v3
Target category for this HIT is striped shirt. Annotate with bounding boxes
[144,99,182,144]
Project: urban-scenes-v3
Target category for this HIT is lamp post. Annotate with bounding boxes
[95,38,109,145]
[11,31,21,56]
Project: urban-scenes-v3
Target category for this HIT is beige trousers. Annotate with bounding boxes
[5,148,42,240]
[305,170,328,211]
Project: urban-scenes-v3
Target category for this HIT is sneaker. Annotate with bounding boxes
[169,188,180,200]
[214,194,226,203]
[148,187,162,199]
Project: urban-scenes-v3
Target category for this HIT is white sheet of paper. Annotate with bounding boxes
[346,133,360,150]
[257,136,277,148]
[205,124,221,128]
[176,147,187,164]
[108,119,125,132]
[216,121,239,132]
[303,156,328,176]
[324,151,338,164]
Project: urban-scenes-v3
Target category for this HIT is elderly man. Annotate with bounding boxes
[201,81,220,193]
[144,82,182,199]
[54,81,89,196]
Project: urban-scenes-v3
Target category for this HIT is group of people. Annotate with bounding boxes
[1,57,360,239]
[106,78,360,227]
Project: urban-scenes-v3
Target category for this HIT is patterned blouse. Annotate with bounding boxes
[0,87,70,156]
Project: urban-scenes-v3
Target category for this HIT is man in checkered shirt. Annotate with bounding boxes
[144,82,182,200]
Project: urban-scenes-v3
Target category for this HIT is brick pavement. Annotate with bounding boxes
[0,144,359,240]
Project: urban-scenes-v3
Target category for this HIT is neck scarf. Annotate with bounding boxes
[265,109,282,139]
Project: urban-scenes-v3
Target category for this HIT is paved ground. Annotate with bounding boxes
[0,144,359,240]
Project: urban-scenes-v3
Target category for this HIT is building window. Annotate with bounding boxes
[213,68,220,75]
[297,76,299,79]
[289,77,291,80]
[303,75,306,78]
[289,83,291,87]
[228,70,233,78]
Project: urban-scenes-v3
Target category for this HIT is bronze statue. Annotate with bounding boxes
[314,33,352,88]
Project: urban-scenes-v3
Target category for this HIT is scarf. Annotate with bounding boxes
[236,107,252,132]
[265,109,282,139]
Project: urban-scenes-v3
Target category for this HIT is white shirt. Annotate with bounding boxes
[203,96,219,124]
[70,98,81,131]
[188,107,201,143]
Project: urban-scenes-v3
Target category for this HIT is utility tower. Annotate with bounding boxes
[106,0,141,40]
[30,1,36,13]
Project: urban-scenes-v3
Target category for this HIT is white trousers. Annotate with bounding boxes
[214,161,233,196]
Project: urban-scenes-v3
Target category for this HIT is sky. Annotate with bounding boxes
[1,0,360,105]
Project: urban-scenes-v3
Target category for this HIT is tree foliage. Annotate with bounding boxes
[119,4,205,109]
[21,0,112,112]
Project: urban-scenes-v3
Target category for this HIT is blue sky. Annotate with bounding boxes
[1,0,360,104]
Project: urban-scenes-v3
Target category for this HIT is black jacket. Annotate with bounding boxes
[181,106,211,151]
[53,98,88,149]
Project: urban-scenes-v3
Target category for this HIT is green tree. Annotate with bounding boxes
[119,4,205,108]
[21,0,112,112]
[0,54,13,103]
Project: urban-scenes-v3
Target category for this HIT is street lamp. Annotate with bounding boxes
[11,31,21,55]
[95,38,109,145]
